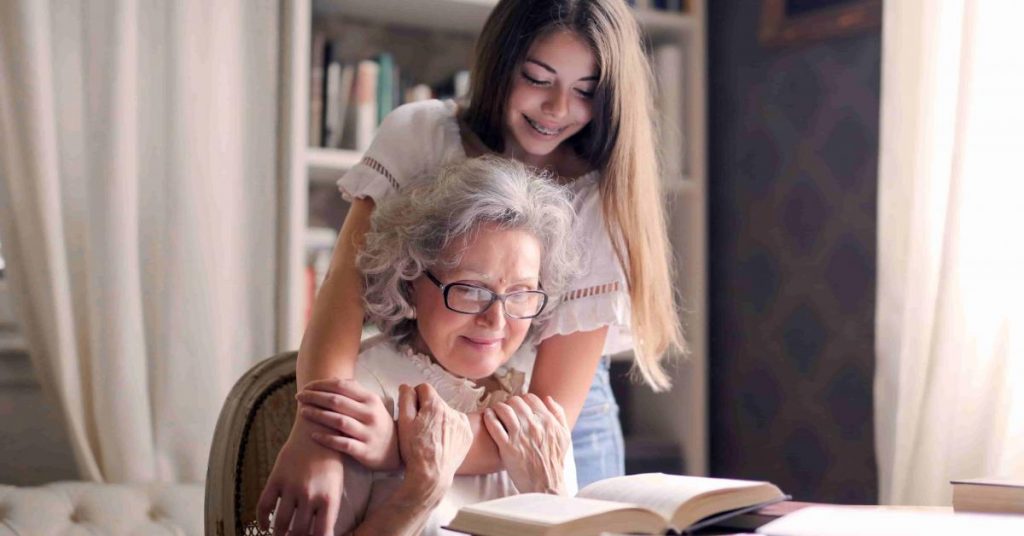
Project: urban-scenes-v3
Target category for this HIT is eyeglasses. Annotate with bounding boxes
[424,271,549,319]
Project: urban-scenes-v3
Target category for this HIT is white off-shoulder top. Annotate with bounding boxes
[337,99,633,356]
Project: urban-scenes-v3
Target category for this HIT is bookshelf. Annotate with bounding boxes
[277,0,708,475]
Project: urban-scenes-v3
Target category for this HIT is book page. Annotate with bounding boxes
[578,473,770,521]
[457,493,654,526]
[757,505,1024,535]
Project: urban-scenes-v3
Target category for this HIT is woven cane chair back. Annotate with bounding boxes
[205,351,297,536]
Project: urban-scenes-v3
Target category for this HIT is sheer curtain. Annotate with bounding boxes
[0,0,278,482]
[875,0,1024,505]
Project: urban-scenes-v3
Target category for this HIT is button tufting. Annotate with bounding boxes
[148,507,161,520]
[69,509,82,523]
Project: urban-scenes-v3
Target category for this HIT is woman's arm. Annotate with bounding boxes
[454,327,608,474]
[350,479,443,536]
[257,198,375,536]
[298,327,609,477]
[350,384,472,536]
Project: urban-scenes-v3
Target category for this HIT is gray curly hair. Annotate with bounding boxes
[359,156,580,344]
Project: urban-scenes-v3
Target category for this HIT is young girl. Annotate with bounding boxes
[258,1,683,534]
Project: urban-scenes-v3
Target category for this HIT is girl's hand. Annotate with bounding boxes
[483,394,570,495]
[297,378,401,471]
[398,383,474,497]
[256,419,345,536]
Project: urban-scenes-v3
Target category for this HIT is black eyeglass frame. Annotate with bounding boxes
[423,271,549,319]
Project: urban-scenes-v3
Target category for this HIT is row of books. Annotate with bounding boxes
[308,32,469,151]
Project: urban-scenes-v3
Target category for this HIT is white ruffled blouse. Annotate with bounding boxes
[334,336,578,536]
[336,99,633,356]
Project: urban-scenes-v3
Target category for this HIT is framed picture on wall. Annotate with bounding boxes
[759,0,882,47]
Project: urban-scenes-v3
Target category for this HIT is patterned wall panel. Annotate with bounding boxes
[707,3,879,504]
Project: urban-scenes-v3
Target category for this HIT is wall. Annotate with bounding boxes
[707,4,880,503]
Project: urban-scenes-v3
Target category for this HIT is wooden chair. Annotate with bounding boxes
[205,351,298,536]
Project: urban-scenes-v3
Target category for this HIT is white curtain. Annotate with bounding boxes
[875,0,1024,505]
[0,0,279,482]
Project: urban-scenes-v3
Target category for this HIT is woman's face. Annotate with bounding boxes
[410,223,542,380]
[503,29,598,167]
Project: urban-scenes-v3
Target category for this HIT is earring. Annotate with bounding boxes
[406,306,417,320]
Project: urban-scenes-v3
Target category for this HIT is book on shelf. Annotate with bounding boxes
[308,31,327,148]
[352,60,379,152]
[951,477,1024,515]
[445,473,787,536]
[376,52,395,125]
[322,40,355,149]
[405,83,433,103]
[453,69,471,101]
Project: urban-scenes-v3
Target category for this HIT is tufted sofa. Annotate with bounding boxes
[0,482,203,536]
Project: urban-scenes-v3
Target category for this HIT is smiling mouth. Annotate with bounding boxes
[462,335,503,347]
[524,115,566,137]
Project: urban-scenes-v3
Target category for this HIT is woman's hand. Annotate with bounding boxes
[256,419,345,536]
[398,383,474,499]
[483,394,570,495]
[345,384,473,536]
[297,378,401,471]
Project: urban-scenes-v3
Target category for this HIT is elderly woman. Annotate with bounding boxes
[272,157,580,535]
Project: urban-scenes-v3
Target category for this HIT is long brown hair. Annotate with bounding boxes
[463,0,684,390]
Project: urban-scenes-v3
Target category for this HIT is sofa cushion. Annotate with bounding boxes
[0,482,202,536]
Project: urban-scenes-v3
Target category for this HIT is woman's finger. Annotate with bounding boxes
[545,395,569,429]
[522,393,550,417]
[303,377,374,403]
[491,402,522,437]
[482,407,510,446]
[415,383,440,409]
[295,390,372,422]
[397,384,416,425]
[301,407,369,440]
[507,396,539,429]
[309,432,358,455]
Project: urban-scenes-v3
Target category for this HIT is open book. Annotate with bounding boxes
[446,473,787,536]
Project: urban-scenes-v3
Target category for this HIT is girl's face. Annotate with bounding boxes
[503,30,598,168]
[410,223,542,380]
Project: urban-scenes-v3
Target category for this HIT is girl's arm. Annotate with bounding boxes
[297,197,376,385]
[298,327,609,476]
[257,198,375,536]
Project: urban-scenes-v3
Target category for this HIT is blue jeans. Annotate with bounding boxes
[571,355,625,488]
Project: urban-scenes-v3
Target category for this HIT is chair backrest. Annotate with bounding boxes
[205,351,297,536]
